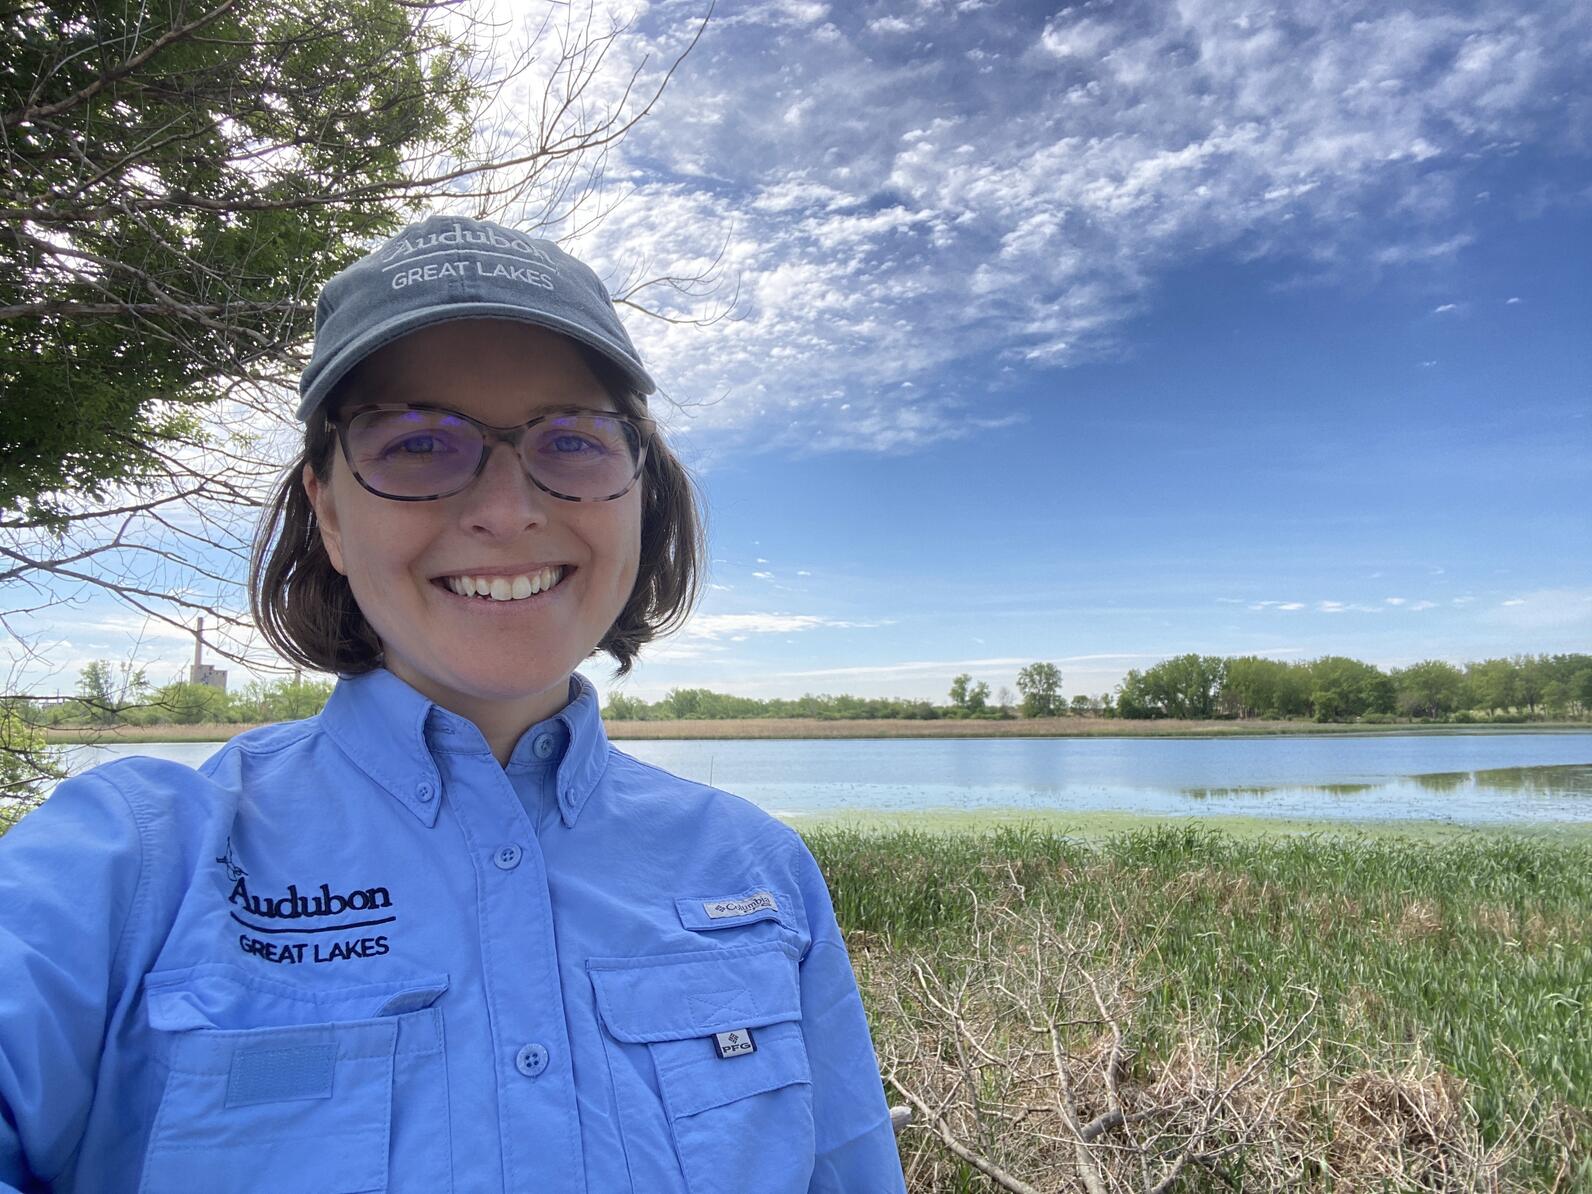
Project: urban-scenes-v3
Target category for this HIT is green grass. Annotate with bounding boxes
[802,822,1592,1188]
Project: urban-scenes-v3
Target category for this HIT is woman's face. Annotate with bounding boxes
[304,319,643,731]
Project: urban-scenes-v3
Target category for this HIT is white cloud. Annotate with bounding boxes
[1409,600,1437,611]
[1318,599,1383,614]
[543,0,1591,452]
[1487,589,1592,629]
[867,15,914,35]
[1505,296,1523,304]
[1433,303,1459,314]
[679,612,874,640]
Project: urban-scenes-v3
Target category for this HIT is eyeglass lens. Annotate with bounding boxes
[344,408,641,500]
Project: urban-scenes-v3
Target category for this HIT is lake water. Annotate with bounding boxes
[58,732,1592,826]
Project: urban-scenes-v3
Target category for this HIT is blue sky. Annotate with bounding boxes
[575,0,1592,703]
[9,0,1590,704]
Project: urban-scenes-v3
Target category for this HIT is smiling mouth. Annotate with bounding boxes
[437,565,571,602]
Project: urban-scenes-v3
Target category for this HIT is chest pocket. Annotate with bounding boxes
[138,966,452,1194]
[588,941,815,1194]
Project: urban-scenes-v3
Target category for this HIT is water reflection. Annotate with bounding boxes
[1455,764,1592,797]
[1181,767,1592,803]
[1182,782,1379,800]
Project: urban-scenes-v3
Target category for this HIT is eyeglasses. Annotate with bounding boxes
[332,404,652,502]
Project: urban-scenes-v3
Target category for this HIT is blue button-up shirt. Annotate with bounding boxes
[0,669,906,1193]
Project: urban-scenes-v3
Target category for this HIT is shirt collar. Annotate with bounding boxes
[318,668,611,829]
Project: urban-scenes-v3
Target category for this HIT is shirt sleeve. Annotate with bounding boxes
[0,771,145,1189]
[788,835,907,1194]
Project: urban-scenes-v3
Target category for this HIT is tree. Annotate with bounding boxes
[949,674,971,709]
[149,681,231,725]
[1115,669,1153,719]
[1512,654,1546,716]
[75,661,119,725]
[1308,656,1394,722]
[602,693,651,721]
[1137,654,1226,719]
[1464,658,1518,714]
[965,681,990,713]
[1,700,58,817]
[1,0,708,521]
[72,659,148,724]
[1541,680,1570,718]
[1015,662,1062,718]
[1573,668,1592,717]
[1392,660,1465,719]
[1069,693,1092,716]
[1221,656,1310,720]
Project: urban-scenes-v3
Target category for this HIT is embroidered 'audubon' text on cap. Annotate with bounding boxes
[296,214,654,421]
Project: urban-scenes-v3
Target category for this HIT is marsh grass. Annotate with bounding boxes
[803,824,1591,1190]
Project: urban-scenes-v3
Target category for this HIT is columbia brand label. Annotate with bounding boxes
[713,1029,756,1059]
[703,891,779,920]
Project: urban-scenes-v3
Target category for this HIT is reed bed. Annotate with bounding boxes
[802,824,1591,1191]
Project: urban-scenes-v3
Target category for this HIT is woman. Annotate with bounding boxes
[0,213,907,1193]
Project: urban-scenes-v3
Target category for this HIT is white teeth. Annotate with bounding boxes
[446,566,564,601]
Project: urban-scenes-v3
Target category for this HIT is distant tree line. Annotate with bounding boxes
[1114,652,1592,723]
[16,652,1590,730]
[602,653,1592,724]
[13,668,335,729]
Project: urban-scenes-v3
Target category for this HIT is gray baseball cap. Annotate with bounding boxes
[296,213,654,420]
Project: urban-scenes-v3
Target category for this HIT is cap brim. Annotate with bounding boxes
[296,305,655,421]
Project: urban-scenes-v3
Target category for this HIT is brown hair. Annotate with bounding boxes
[249,345,706,679]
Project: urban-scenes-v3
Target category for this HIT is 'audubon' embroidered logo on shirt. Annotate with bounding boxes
[703,890,779,920]
[218,838,398,967]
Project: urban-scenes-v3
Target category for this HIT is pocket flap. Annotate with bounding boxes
[588,941,800,1043]
[144,963,449,1032]
[675,887,791,932]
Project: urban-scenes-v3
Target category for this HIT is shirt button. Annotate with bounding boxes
[416,782,435,803]
[532,733,555,759]
[493,844,522,870]
[515,1042,549,1078]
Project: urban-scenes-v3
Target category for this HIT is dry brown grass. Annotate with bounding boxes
[1394,900,1449,943]
[869,871,1553,1193]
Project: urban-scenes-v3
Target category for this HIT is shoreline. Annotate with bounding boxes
[777,807,1592,840]
[41,716,1591,745]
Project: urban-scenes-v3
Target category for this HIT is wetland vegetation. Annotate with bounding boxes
[808,822,1591,1191]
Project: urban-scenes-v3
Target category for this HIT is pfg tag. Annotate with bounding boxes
[713,1028,756,1059]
